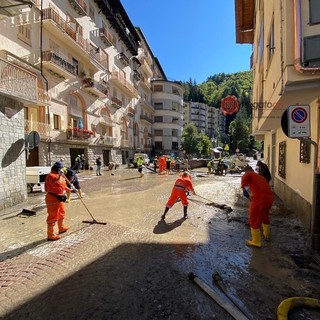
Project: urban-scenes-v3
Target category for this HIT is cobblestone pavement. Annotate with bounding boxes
[1,165,320,320]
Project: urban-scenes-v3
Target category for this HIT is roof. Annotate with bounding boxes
[234,0,255,44]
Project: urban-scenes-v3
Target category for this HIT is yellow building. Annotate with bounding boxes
[235,0,320,249]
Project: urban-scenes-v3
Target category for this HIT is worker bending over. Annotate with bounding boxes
[162,172,196,220]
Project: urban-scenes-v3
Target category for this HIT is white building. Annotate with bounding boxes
[152,80,184,156]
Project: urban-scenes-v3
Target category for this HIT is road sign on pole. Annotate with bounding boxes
[287,105,310,138]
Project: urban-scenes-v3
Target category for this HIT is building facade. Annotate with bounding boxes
[152,80,184,156]
[235,0,320,248]
[0,0,179,210]
[183,101,220,139]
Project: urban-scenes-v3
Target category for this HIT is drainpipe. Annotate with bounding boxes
[40,0,51,164]
[294,0,320,73]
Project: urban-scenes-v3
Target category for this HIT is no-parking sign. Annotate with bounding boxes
[288,105,310,138]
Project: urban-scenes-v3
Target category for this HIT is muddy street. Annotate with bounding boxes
[1,165,320,320]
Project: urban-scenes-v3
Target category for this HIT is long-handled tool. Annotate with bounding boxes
[188,273,250,320]
[212,272,253,320]
[196,194,233,212]
[63,173,107,225]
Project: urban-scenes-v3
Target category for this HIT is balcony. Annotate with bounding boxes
[140,114,153,124]
[66,127,94,141]
[25,120,51,138]
[110,96,122,109]
[41,51,77,78]
[42,7,100,71]
[139,97,153,112]
[82,77,109,97]
[133,70,141,81]
[0,58,38,104]
[139,75,151,92]
[95,0,139,55]
[140,55,153,77]
[99,27,114,47]
[99,135,114,146]
[68,0,87,16]
[109,71,138,97]
[118,53,130,66]
[127,106,135,117]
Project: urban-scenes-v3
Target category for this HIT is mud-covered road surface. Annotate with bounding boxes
[1,164,320,320]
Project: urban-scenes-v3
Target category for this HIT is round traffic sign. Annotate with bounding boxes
[291,107,307,123]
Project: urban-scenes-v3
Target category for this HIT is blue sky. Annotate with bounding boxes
[120,0,253,83]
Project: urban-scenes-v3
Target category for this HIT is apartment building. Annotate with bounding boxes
[152,79,184,156]
[0,0,181,210]
[183,101,220,138]
[235,0,320,248]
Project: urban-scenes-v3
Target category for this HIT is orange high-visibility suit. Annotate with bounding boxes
[45,170,70,240]
[166,175,195,209]
[241,171,274,229]
[159,156,166,174]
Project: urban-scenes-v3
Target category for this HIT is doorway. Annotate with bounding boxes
[70,148,85,169]
[103,149,110,166]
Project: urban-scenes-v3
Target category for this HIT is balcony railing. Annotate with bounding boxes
[111,96,122,109]
[66,127,94,140]
[68,0,87,16]
[0,58,38,103]
[99,27,114,47]
[42,8,106,68]
[140,114,153,123]
[42,51,77,76]
[119,53,129,66]
[109,71,138,97]
[25,120,51,138]
[82,77,109,97]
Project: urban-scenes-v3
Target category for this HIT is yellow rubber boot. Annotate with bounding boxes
[262,224,271,241]
[47,224,61,241]
[246,228,262,248]
[58,220,70,234]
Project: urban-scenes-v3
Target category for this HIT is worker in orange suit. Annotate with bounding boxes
[241,166,274,248]
[158,156,166,174]
[45,161,71,241]
[161,172,196,220]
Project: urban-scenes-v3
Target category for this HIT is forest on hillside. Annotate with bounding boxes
[181,71,259,155]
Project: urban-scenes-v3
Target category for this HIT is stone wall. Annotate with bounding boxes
[0,97,27,211]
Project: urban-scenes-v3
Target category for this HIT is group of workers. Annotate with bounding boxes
[45,156,273,249]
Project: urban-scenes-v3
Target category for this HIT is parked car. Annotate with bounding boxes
[133,153,150,167]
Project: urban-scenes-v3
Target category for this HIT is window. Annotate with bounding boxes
[53,114,61,130]
[155,141,162,149]
[18,23,31,45]
[258,20,264,65]
[172,142,179,150]
[304,35,320,66]
[154,103,163,110]
[172,102,179,111]
[153,85,163,92]
[154,130,163,136]
[154,116,163,123]
[278,141,286,179]
[89,4,95,20]
[310,0,320,24]
[267,18,275,64]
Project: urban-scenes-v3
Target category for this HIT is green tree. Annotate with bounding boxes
[196,132,212,157]
[180,124,199,157]
[228,112,250,153]
[181,124,212,158]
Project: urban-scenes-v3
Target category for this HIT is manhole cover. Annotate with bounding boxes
[290,254,320,270]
